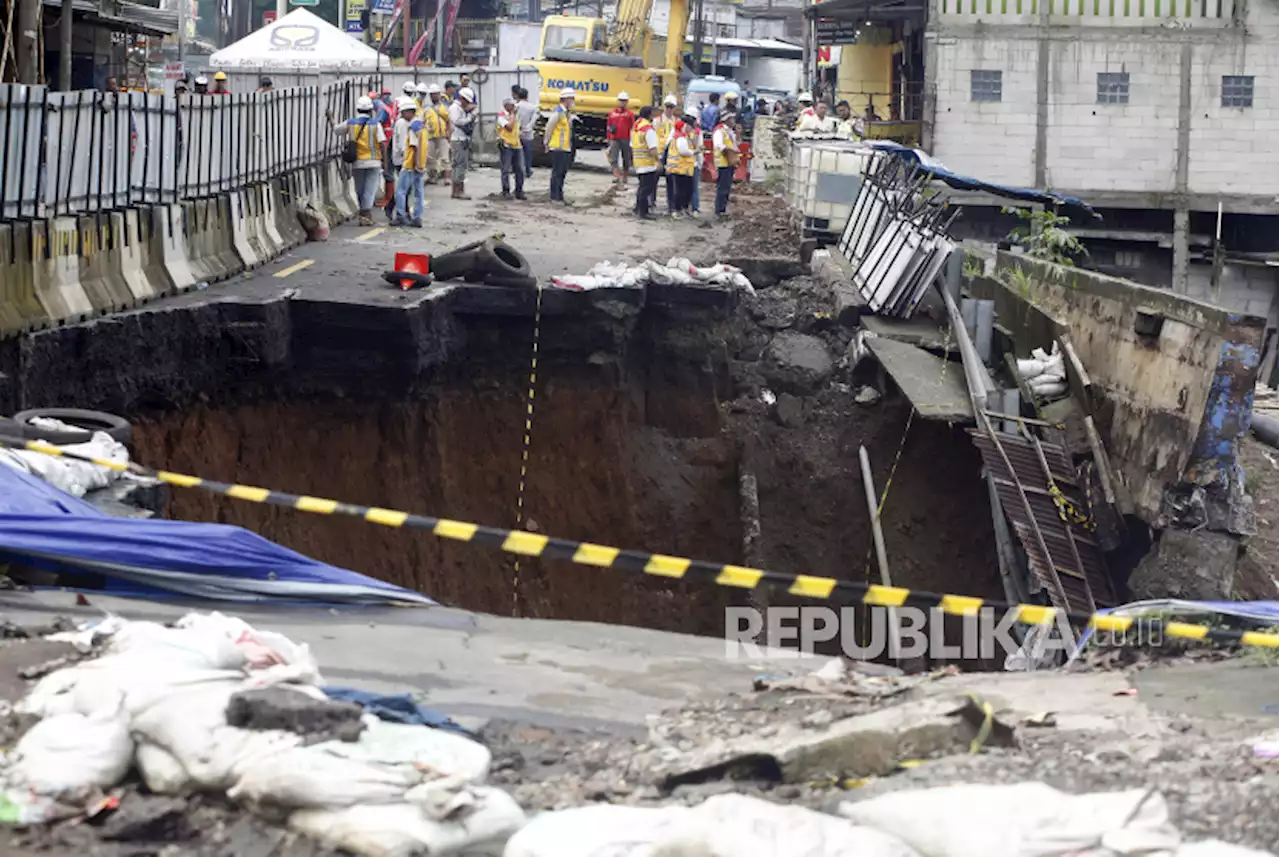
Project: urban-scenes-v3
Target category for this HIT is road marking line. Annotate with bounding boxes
[273,259,314,278]
[355,227,386,242]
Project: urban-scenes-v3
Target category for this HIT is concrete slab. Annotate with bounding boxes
[0,590,819,735]
[866,336,974,422]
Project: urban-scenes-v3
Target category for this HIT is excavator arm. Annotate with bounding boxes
[664,0,689,74]
[606,0,654,55]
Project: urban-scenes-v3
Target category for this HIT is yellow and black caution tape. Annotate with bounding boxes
[2,434,1276,651]
[511,282,545,617]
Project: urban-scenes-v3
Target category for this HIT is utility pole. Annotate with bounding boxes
[690,0,703,76]
[277,0,287,20]
[59,0,73,88]
[402,0,412,64]
[17,0,41,83]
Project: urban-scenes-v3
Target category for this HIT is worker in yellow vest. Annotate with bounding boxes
[544,88,575,204]
[712,113,741,218]
[393,97,427,227]
[497,97,527,200]
[631,105,660,220]
[421,84,448,184]
[328,95,387,226]
[664,112,697,218]
[654,94,678,212]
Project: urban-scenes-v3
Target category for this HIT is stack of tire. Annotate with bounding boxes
[1,408,134,444]
[384,238,536,290]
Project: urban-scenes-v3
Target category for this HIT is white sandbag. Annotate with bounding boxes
[135,742,191,794]
[6,700,133,795]
[291,786,526,857]
[504,804,699,857]
[1016,358,1047,379]
[229,718,490,811]
[8,427,129,497]
[660,794,920,857]
[839,783,1180,857]
[1029,379,1068,398]
[1177,843,1275,857]
[131,682,302,792]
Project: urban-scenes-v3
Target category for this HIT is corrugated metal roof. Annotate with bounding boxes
[45,0,178,34]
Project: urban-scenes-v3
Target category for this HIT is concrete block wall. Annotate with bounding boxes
[929,36,1040,186]
[1185,262,1280,320]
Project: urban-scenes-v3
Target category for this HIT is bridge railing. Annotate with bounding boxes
[0,78,375,222]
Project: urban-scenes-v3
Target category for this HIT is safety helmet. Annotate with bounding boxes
[458,86,475,102]
[427,83,441,94]
[402,81,416,94]
[398,96,417,110]
[356,95,374,111]
[417,82,429,93]
[663,94,677,106]
[682,105,698,119]
[797,91,814,103]
[617,91,630,101]
[559,88,576,99]
[213,71,227,81]
[194,76,208,85]
[502,96,514,105]
[724,90,739,100]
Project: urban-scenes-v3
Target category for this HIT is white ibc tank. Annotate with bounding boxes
[785,139,873,238]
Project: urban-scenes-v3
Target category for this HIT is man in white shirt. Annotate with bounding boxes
[515,86,538,179]
[797,100,839,134]
[448,86,477,200]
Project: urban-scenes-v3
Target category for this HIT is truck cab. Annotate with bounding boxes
[538,15,609,55]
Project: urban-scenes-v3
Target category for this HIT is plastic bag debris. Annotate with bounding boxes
[291,785,526,857]
[503,803,699,857]
[0,424,128,498]
[5,700,133,796]
[298,196,330,241]
[839,782,1180,857]
[550,258,755,295]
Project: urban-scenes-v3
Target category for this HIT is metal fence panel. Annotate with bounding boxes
[0,85,48,220]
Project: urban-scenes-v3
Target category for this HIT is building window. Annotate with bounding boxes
[1096,72,1130,105]
[1222,75,1254,108]
[970,70,1002,103]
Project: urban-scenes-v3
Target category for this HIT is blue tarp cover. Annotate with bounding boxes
[0,461,434,605]
[869,142,1101,220]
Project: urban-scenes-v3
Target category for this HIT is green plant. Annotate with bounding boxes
[962,256,983,280]
[1003,206,1088,267]
[764,170,785,193]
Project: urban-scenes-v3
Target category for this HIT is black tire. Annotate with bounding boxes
[0,416,23,443]
[483,273,538,289]
[383,271,434,289]
[13,408,133,445]
[463,268,488,283]
[478,240,531,278]
[429,247,484,282]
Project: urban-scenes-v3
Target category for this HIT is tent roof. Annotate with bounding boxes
[210,8,390,71]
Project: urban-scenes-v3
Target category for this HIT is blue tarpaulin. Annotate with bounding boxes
[869,142,1101,220]
[0,461,434,605]
[1073,598,1278,656]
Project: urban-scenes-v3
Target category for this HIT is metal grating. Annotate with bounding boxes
[971,429,1115,615]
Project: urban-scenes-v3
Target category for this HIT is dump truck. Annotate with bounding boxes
[519,0,690,152]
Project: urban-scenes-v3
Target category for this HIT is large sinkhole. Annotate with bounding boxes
[8,267,1001,635]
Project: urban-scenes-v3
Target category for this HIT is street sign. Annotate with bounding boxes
[816,18,860,44]
[290,0,319,8]
[164,61,185,79]
[345,0,366,32]
[370,0,395,14]
[263,10,277,24]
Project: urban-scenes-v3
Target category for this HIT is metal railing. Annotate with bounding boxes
[0,78,376,221]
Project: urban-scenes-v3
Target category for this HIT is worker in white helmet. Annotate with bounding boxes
[392,97,426,227]
[606,91,635,185]
[328,94,387,225]
[496,96,527,200]
[415,81,430,112]
[422,83,448,184]
[655,93,679,211]
[544,88,576,203]
[402,81,417,98]
[448,86,477,199]
[796,91,816,128]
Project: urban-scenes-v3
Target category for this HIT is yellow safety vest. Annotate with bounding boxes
[497,114,521,148]
[666,130,696,176]
[406,119,429,170]
[421,107,444,139]
[435,102,451,135]
[655,113,675,149]
[631,120,657,169]
[547,106,572,152]
[348,117,381,161]
[713,125,737,169]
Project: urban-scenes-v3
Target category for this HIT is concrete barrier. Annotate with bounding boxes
[256,184,286,258]
[152,204,195,293]
[114,210,159,304]
[47,217,94,320]
[0,224,34,335]
[228,190,262,271]
[214,196,246,280]
[275,173,308,248]
[77,215,128,312]
[24,220,93,324]
[324,161,356,222]
[136,206,176,296]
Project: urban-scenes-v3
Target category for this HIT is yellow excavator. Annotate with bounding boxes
[520,0,690,151]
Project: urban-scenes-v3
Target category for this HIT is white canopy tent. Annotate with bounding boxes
[210,8,390,71]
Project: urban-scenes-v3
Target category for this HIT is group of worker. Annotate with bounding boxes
[792,91,862,140]
[601,89,744,220]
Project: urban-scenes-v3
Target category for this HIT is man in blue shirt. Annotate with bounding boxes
[700,93,720,134]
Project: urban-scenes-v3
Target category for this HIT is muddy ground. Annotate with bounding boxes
[1236,437,1279,600]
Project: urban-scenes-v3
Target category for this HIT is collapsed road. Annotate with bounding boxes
[0,156,1276,857]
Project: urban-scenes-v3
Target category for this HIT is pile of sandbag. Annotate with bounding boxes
[3,613,524,856]
[550,258,756,295]
[1016,343,1068,401]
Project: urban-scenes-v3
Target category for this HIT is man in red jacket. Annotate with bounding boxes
[606,92,636,185]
